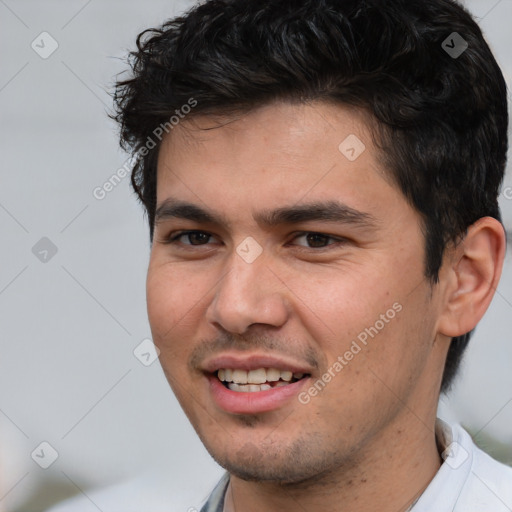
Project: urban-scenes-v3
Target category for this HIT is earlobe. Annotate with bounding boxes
[437,217,506,338]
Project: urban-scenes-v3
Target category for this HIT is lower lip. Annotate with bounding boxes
[207,374,309,414]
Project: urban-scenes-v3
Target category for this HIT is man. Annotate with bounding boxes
[112,0,511,510]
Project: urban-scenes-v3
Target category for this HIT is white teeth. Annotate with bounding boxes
[227,382,272,392]
[266,368,280,381]
[280,370,293,382]
[218,367,308,390]
[247,368,267,384]
[232,369,248,384]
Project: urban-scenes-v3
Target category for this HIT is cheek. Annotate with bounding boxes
[287,264,427,387]
[287,264,398,341]
[146,263,207,352]
[146,267,176,336]
[146,267,206,397]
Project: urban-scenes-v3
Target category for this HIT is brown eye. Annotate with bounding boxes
[186,232,211,245]
[306,233,330,247]
[170,231,213,245]
[293,232,340,248]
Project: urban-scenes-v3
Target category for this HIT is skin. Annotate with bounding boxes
[146,100,505,512]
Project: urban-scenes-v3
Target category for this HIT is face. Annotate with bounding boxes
[147,101,447,484]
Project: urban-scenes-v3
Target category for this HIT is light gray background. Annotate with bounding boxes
[0,1,511,511]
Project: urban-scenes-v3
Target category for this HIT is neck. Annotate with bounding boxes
[223,412,442,512]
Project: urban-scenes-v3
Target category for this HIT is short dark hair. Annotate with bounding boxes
[111,0,508,394]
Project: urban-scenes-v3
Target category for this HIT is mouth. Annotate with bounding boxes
[216,367,309,392]
[202,353,314,413]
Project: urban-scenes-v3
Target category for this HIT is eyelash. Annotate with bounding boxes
[163,230,346,250]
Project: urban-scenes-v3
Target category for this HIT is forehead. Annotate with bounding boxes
[158,100,377,168]
[155,100,403,226]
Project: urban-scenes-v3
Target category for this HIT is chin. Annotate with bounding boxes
[206,436,344,486]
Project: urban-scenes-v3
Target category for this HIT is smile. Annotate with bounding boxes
[217,367,307,392]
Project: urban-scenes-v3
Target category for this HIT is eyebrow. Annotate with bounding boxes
[154,198,378,230]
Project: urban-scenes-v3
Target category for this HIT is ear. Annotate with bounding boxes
[437,217,506,338]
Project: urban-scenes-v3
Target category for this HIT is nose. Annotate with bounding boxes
[205,250,290,335]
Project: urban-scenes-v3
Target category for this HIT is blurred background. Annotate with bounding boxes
[0,0,511,511]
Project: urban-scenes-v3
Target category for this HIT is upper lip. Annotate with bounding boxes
[201,353,314,375]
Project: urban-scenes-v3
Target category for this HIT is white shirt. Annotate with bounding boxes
[412,419,512,511]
